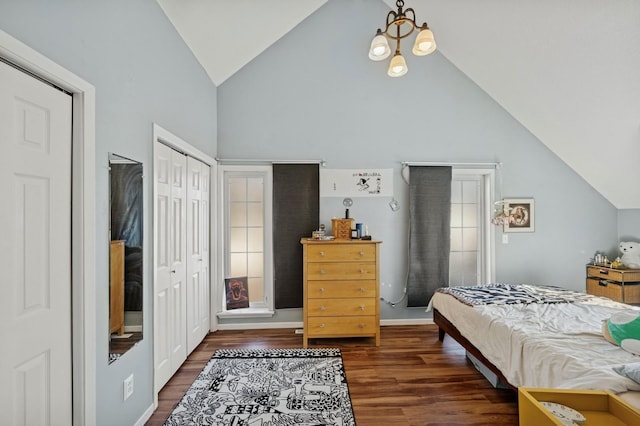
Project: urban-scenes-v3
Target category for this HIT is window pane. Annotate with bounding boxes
[247,202,264,226]
[450,204,462,228]
[230,253,247,276]
[450,228,463,251]
[462,227,478,251]
[247,252,264,277]
[462,180,477,203]
[247,177,263,202]
[451,180,462,203]
[230,228,247,252]
[229,177,246,202]
[461,251,478,286]
[247,227,264,252]
[449,252,463,286]
[462,204,478,227]
[230,202,246,227]
[248,277,264,303]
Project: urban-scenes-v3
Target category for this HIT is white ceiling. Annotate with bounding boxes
[157,0,640,209]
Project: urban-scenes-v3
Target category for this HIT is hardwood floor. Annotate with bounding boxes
[145,325,518,426]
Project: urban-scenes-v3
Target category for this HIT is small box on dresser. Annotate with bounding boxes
[301,238,381,348]
[586,264,640,304]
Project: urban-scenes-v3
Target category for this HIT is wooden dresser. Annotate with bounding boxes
[301,238,381,347]
[110,240,125,335]
[586,264,640,304]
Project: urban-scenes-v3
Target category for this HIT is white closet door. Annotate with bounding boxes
[153,142,187,392]
[186,157,210,353]
[0,61,73,425]
[200,163,211,338]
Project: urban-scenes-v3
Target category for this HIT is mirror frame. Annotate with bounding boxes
[108,153,143,364]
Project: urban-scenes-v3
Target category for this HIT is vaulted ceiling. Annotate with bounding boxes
[157,0,640,209]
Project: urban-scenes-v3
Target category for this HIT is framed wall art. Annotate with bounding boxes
[503,198,535,233]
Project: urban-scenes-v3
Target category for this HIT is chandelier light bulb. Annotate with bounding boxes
[368,33,391,61]
[412,28,436,56]
[387,52,408,77]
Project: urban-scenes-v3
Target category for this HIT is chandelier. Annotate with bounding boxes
[368,0,436,77]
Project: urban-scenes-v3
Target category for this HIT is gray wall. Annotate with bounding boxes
[217,0,619,323]
[0,1,217,425]
[619,209,640,243]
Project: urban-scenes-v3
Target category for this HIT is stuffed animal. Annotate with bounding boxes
[620,241,640,269]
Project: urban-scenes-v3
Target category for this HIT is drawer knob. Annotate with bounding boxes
[359,323,366,329]
[359,251,365,256]
[360,269,365,274]
[359,287,365,293]
[319,251,325,257]
[319,324,325,328]
[320,306,326,311]
[319,269,326,274]
[319,287,325,293]
[359,304,366,311]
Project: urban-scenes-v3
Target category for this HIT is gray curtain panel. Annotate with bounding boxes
[273,163,319,309]
[407,166,452,307]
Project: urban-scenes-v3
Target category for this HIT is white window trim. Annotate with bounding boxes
[452,168,496,284]
[217,164,274,318]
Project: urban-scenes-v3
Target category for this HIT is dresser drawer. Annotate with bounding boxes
[306,262,376,280]
[307,297,376,316]
[307,316,377,336]
[587,277,623,301]
[306,243,376,262]
[307,280,377,299]
[587,277,640,303]
[586,266,640,282]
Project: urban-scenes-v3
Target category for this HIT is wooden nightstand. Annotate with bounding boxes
[301,238,381,348]
[586,264,640,304]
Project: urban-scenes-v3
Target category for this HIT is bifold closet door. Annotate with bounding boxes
[186,156,210,353]
[153,142,187,392]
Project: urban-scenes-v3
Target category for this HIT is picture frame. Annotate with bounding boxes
[502,198,535,233]
[224,276,249,310]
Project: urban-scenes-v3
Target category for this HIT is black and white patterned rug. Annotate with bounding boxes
[164,348,355,426]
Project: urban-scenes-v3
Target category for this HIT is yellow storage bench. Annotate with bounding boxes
[518,387,640,426]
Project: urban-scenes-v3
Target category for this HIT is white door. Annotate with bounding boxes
[186,157,210,353]
[153,142,187,392]
[0,61,73,425]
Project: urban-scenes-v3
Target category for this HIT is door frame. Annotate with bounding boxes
[0,30,97,425]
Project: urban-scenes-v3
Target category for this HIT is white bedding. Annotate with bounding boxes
[432,290,640,394]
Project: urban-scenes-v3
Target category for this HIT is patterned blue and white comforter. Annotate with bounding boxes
[436,283,594,306]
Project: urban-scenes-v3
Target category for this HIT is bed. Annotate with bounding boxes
[431,283,640,408]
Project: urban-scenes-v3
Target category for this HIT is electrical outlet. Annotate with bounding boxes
[502,234,509,244]
[124,374,134,401]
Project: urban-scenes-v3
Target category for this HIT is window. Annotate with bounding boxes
[219,165,273,314]
[449,169,495,286]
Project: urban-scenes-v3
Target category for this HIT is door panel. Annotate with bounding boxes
[153,142,187,391]
[0,61,72,425]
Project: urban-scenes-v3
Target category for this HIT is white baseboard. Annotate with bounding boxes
[215,318,433,331]
[217,321,303,330]
[135,403,155,426]
[381,318,434,326]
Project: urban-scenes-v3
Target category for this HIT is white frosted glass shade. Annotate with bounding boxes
[368,34,391,61]
[387,53,408,77]
[412,28,436,56]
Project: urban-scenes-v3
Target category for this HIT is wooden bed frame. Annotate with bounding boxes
[434,308,516,391]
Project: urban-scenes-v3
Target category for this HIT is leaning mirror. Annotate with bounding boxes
[109,153,143,364]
